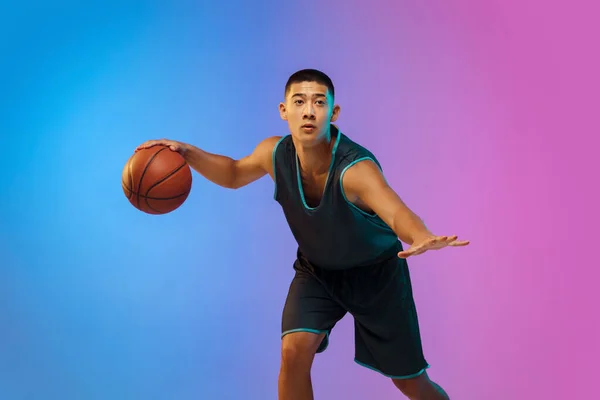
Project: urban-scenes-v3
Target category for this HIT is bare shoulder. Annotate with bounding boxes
[251,136,283,176]
[256,136,283,153]
[254,135,283,161]
[341,158,387,199]
[342,158,384,184]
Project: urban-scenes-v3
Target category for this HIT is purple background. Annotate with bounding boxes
[1,1,598,398]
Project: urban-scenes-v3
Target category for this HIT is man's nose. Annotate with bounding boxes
[302,104,316,119]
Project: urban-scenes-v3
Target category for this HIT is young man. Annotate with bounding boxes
[137,69,469,400]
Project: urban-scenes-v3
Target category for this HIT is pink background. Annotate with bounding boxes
[1,0,598,398]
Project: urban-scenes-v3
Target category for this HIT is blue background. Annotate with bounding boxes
[1,1,598,399]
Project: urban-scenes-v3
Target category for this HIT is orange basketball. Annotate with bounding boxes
[122,145,192,214]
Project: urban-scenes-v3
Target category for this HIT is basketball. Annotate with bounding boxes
[122,145,192,214]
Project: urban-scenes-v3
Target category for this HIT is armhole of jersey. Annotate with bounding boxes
[339,156,381,218]
[272,136,287,200]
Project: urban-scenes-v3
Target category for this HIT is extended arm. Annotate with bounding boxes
[136,136,280,189]
[341,159,469,257]
[342,159,431,245]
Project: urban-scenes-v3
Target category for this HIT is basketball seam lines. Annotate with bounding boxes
[135,147,168,209]
[121,182,190,200]
[127,156,134,200]
[143,162,187,212]
[143,162,187,197]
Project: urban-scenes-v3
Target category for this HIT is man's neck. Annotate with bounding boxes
[295,127,335,176]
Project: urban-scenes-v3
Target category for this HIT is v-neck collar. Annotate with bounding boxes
[295,126,341,211]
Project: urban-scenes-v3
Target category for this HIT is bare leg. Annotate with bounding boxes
[392,372,450,400]
[278,331,325,400]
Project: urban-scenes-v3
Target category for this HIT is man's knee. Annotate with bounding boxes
[392,375,423,397]
[280,331,325,370]
[392,372,448,400]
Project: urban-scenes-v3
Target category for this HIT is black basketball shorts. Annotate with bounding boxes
[281,250,430,379]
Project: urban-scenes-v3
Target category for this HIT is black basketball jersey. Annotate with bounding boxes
[272,125,402,270]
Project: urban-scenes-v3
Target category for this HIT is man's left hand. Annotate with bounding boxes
[397,235,470,258]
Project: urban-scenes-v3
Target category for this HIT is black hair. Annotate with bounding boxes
[284,69,335,99]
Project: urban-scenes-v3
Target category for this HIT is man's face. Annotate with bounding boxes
[279,81,340,145]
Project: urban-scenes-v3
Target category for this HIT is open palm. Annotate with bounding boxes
[397,235,470,258]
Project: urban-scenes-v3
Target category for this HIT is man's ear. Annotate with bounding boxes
[279,103,288,120]
[330,104,341,122]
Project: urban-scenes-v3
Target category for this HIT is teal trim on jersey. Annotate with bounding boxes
[272,135,288,200]
[281,328,327,337]
[339,156,380,217]
[354,359,430,380]
[281,328,331,352]
[295,128,341,210]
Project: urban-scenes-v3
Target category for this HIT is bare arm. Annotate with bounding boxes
[136,136,281,189]
[341,159,432,245]
[342,159,469,258]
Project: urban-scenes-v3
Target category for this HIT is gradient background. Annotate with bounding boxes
[1,1,598,399]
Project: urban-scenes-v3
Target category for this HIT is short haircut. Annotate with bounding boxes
[284,69,335,99]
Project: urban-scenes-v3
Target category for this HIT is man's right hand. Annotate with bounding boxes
[136,139,187,155]
[132,136,280,190]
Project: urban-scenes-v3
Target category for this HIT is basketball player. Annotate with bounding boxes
[137,69,469,400]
